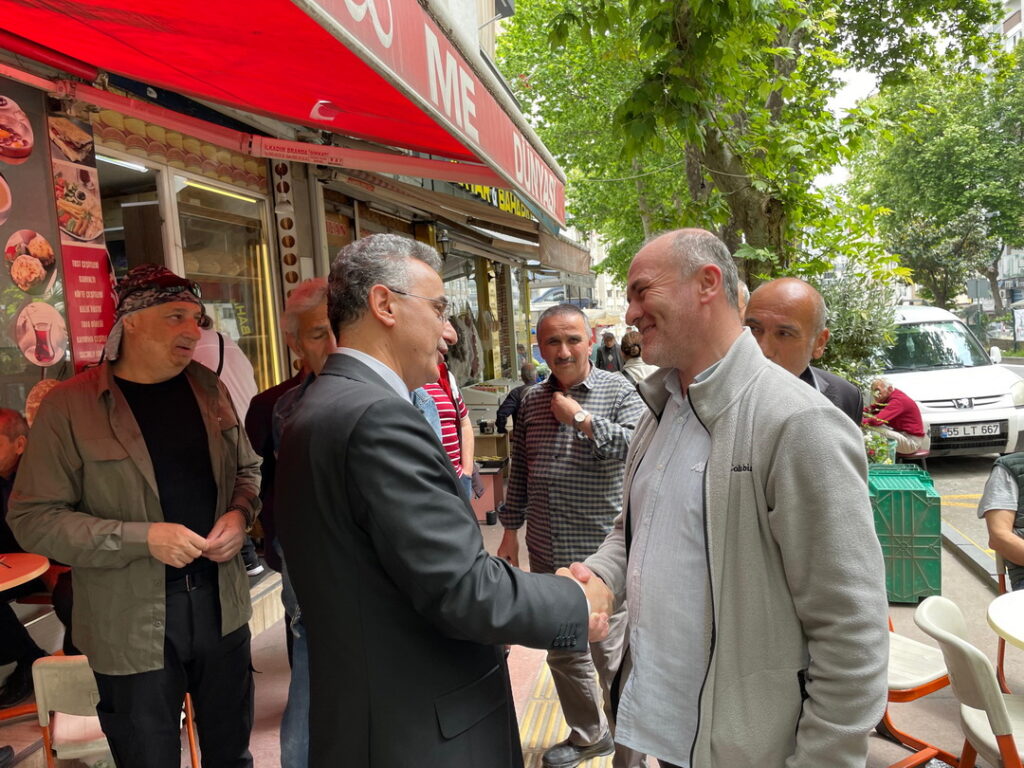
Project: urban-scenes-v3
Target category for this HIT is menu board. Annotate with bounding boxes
[0,78,67,412]
[49,121,115,371]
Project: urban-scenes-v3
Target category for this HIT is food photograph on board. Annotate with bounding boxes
[53,160,103,241]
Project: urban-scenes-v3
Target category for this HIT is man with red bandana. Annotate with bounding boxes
[10,264,261,768]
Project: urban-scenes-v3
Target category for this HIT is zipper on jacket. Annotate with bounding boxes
[687,390,716,767]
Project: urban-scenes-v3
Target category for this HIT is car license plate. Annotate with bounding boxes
[938,422,1001,439]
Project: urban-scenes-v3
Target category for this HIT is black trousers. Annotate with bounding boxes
[93,574,254,768]
[0,579,45,665]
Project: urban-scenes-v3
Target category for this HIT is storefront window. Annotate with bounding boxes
[175,176,281,391]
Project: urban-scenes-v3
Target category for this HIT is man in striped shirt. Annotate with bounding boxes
[498,304,645,768]
[422,321,475,498]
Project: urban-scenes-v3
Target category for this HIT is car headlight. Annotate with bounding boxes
[1012,380,1024,406]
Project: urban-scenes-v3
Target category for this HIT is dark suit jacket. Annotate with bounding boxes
[808,366,864,424]
[276,354,588,768]
[244,372,303,572]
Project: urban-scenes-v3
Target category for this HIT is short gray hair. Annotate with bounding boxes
[536,303,591,337]
[282,277,328,338]
[0,408,27,441]
[660,229,739,309]
[328,234,442,334]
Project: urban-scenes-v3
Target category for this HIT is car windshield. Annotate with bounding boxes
[884,321,990,372]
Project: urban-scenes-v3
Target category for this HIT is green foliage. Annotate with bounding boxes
[499,0,998,284]
[847,50,1024,308]
[815,264,899,385]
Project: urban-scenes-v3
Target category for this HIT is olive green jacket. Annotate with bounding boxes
[9,361,261,675]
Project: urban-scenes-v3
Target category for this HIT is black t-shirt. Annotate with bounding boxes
[115,372,217,580]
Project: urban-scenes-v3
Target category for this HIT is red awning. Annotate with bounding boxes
[0,0,565,224]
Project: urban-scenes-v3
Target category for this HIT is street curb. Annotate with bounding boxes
[942,521,998,595]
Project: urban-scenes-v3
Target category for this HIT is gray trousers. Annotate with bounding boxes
[546,600,644,768]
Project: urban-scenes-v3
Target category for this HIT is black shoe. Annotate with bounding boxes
[241,539,264,576]
[0,662,34,708]
[542,732,615,768]
[0,745,13,768]
[244,555,265,577]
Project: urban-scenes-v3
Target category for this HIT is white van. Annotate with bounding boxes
[882,305,1024,457]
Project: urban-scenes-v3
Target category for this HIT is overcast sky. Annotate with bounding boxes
[815,69,879,188]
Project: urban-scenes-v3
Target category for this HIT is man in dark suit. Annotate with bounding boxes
[276,234,601,768]
[744,277,863,423]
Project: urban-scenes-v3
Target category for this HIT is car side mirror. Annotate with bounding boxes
[991,346,1003,364]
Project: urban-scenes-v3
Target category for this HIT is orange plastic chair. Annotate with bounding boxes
[996,553,1013,695]
[877,617,958,767]
[916,596,1024,768]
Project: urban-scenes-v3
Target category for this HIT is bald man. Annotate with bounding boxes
[744,277,863,423]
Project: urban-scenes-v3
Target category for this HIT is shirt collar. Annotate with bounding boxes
[337,347,411,401]
[798,366,820,390]
[545,362,599,393]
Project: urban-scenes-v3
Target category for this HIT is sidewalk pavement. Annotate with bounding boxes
[1,466,1017,767]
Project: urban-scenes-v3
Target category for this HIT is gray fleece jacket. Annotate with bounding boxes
[586,330,888,767]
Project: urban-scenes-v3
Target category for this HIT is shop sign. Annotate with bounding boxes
[294,0,566,225]
[455,182,532,220]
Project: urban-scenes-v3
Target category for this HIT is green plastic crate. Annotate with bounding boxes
[868,473,941,603]
[868,464,934,488]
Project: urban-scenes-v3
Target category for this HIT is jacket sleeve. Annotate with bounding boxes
[768,405,889,767]
[349,400,589,650]
[8,393,152,568]
[222,381,262,526]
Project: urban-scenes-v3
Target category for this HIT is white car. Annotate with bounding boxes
[882,305,1024,457]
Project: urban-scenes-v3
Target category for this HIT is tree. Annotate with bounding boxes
[498,0,998,282]
[847,53,1024,310]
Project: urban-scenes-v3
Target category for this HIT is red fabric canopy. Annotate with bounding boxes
[0,0,477,162]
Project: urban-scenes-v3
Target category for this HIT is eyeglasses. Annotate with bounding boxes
[387,287,450,322]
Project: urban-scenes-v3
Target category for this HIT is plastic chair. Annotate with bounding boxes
[897,448,930,472]
[877,617,957,767]
[915,595,1024,768]
[31,655,110,768]
[32,655,201,768]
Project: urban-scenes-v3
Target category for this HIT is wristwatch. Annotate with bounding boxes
[573,410,590,429]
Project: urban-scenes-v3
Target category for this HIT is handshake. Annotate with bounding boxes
[556,563,614,642]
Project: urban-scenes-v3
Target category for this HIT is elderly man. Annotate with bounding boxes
[744,277,863,423]
[243,277,337,768]
[245,277,334,575]
[0,409,47,708]
[592,331,624,372]
[863,378,928,454]
[276,234,603,768]
[499,304,644,768]
[572,229,888,768]
[10,264,261,768]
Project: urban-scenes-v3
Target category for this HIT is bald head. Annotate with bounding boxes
[744,278,830,377]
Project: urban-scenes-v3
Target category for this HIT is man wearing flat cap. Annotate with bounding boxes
[9,264,261,768]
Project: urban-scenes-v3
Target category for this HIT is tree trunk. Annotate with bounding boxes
[988,251,1004,314]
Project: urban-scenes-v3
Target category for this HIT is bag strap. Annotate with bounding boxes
[215,332,225,376]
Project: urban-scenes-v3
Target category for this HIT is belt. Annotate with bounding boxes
[166,570,215,594]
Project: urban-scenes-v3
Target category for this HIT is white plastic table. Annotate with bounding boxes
[987,590,1024,651]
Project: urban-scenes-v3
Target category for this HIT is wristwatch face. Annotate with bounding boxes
[573,410,587,424]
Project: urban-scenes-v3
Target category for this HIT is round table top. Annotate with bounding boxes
[0,552,49,593]
[987,590,1024,651]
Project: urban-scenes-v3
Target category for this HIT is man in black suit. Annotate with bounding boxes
[744,278,864,423]
[276,234,601,768]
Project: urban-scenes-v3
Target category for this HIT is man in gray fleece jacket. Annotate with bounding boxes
[573,229,888,768]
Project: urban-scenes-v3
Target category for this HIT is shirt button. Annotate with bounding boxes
[154,620,163,629]
[656,464,664,471]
